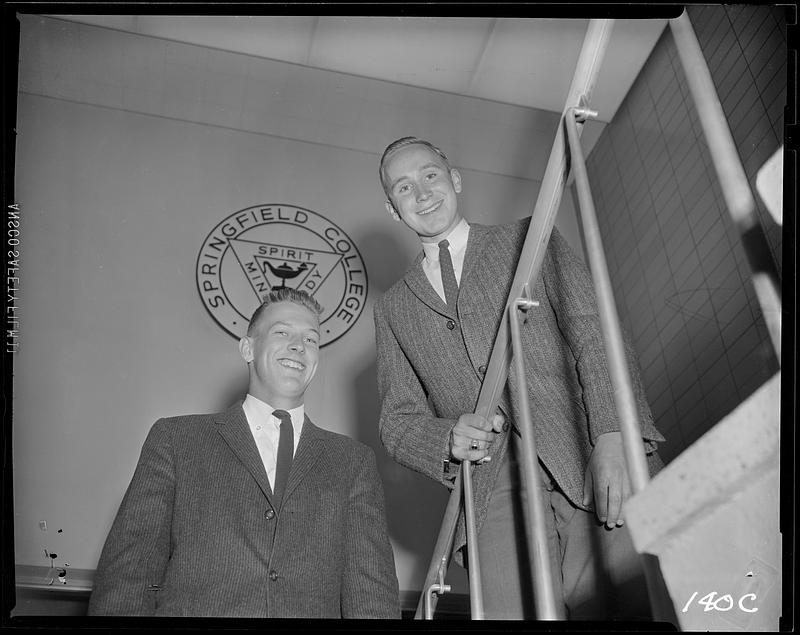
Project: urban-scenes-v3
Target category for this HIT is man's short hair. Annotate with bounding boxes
[378,136,452,197]
[246,288,323,336]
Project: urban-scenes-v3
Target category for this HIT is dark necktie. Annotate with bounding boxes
[272,409,294,506]
[438,239,459,308]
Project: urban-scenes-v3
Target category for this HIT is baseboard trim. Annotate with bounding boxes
[13,566,472,619]
[14,565,94,594]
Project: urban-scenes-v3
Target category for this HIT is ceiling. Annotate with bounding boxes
[46,15,668,123]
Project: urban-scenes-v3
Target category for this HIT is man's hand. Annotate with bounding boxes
[582,431,632,528]
[449,413,504,463]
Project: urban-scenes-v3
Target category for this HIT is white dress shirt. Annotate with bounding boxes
[242,394,304,489]
[421,218,470,302]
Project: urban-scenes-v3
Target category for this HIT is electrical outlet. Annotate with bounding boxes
[39,520,47,531]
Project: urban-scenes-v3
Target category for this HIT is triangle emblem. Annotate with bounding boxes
[229,237,344,300]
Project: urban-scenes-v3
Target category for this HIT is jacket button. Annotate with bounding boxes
[269,570,278,581]
[265,509,275,520]
[446,320,456,330]
[478,365,486,374]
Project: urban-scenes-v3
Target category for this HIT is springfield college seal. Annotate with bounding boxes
[197,204,368,346]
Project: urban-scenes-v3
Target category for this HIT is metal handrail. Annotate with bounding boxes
[669,11,782,364]
[508,294,564,620]
[564,105,652,494]
[413,469,460,619]
[415,19,616,620]
[564,105,675,623]
[460,458,483,617]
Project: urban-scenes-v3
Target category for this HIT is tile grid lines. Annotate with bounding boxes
[737,5,774,55]
[714,37,751,106]
[604,106,637,318]
[761,53,789,99]
[588,124,643,376]
[702,21,739,78]
[693,6,778,391]
[723,17,783,279]
[734,105,780,167]
[715,8,782,317]
[644,68,719,417]
[704,7,779,277]
[762,85,785,147]
[665,29,758,346]
[745,22,785,90]
[620,75,683,424]
[585,6,782,462]
[771,6,789,43]
[590,167,619,285]
[616,11,727,444]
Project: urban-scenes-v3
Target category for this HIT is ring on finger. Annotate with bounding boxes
[470,439,479,450]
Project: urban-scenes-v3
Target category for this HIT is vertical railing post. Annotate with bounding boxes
[423,556,451,619]
[414,472,459,619]
[564,106,651,492]
[564,105,676,623]
[461,460,484,618]
[508,295,565,620]
[669,11,782,363]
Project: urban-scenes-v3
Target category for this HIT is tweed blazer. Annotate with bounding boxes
[374,219,664,565]
[88,402,400,618]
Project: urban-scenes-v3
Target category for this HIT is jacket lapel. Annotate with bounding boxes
[281,415,325,504]
[460,223,520,431]
[403,251,455,318]
[215,403,274,502]
[403,223,495,319]
[459,223,493,293]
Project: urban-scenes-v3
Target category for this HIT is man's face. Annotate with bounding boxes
[383,144,463,243]
[239,301,320,409]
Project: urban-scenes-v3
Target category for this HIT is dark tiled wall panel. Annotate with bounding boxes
[584,6,784,462]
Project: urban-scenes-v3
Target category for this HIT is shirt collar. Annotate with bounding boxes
[243,393,304,431]
[421,218,470,263]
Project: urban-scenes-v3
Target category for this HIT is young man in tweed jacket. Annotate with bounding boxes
[374,136,664,619]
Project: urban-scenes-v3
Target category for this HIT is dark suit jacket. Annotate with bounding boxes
[88,403,400,618]
[374,219,664,565]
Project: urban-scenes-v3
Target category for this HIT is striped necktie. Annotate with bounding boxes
[438,239,460,308]
[271,409,294,506]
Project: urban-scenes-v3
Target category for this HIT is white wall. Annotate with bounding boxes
[12,15,583,594]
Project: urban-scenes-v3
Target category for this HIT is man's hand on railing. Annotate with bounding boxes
[582,431,632,529]
[449,413,504,462]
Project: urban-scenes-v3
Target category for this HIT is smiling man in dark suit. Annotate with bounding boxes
[373,136,664,620]
[89,288,399,618]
